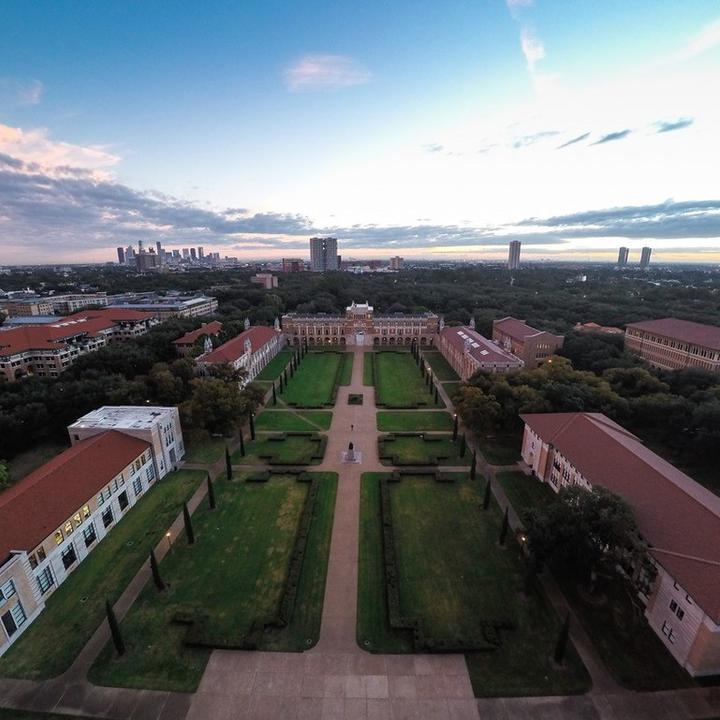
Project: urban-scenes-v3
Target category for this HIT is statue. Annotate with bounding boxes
[244,338,252,354]
[469,316,476,330]
[203,336,213,354]
[346,441,355,462]
[439,317,445,331]
[274,317,280,331]
[244,317,250,331]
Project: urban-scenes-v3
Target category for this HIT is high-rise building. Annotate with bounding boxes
[617,247,629,266]
[198,246,204,259]
[125,245,135,265]
[390,256,404,270]
[282,258,304,272]
[172,249,181,259]
[190,248,197,261]
[508,240,521,270]
[116,247,125,265]
[309,237,339,272]
[640,246,652,269]
[182,248,190,259]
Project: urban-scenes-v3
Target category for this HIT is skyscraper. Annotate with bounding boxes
[390,256,404,270]
[182,248,190,259]
[198,246,204,259]
[190,248,197,261]
[116,247,125,264]
[640,246,652,269]
[508,240,521,270]
[309,237,339,272]
[617,247,629,266]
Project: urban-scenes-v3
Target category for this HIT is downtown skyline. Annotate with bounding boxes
[1,1,719,265]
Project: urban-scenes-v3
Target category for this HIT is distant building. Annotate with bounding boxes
[624,318,720,371]
[196,325,284,384]
[116,247,125,265]
[438,325,523,379]
[190,248,197,261]
[617,246,629,266]
[508,240,521,270]
[574,322,624,335]
[198,247,204,259]
[251,273,279,289]
[173,321,223,356]
[390,256,404,271]
[182,248,190,259]
[521,412,720,677]
[309,237,339,272]
[136,252,160,273]
[107,293,218,319]
[281,258,304,272]
[47,293,108,314]
[492,316,564,369]
[0,298,54,317]
[640,246,652,269]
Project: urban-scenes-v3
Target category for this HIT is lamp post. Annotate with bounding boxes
[452,413,458,441]
[165,531,172,554]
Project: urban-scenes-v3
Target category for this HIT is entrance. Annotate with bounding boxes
[355,329,366,346]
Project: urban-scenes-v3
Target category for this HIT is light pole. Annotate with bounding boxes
[165,531,172,554]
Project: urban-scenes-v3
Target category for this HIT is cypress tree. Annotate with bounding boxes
[483,478,492,509]
[225,446,232,480]
[523,556,537,597]
[106,600,125,655]
[499,507,509,546]
[207,473,216,509]
[283,369,288,386]
[459,434,466,457]
[272,383,277,405]
[239,432,245,457]
[183,502,195,545]
[452,413,458,441]
[470,452,477,481]
[434,386,439,403]
[554,613,571,665]
[279,373,284,392]
[150,549,165,591]
[290,362,294,378]
[249,413,256,440]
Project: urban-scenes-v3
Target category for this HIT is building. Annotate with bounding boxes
[282,258,304,272]
[438,325,523,379]
[68,406,185,477]
[573,322,624,335]
[282,301,440,347]
[251,273,279,289]
[640,246,652,269]
[107,293,218,319]
[508,240,521,270]
[0,308,157,382]
[136,252,160,273]
[47,293,109,314]
[196,325,284,384]
[190,248,197,261]
[520,412,720,677]
[172,321,223,356]
[309,237,339,272]
[0,298,54,317]
[390,256,404,271]
[198,247,204,259]
[617,247,629,266]
[492,317,564,369]
[116,247,125,265]
[624,318,720,371]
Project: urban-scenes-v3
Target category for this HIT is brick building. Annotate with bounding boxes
[172,321,223,356]
[438,325,523,379]
[492,317,564,369]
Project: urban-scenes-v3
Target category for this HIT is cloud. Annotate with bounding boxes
[673,18,720,62]
[511,130,560,148]
[283,54,372,91]
[422,143,444,153]
[591,129,632,145]
[520,28,545,72]
[654,118,694,134]
[557,132,590,149]
[0,78,44,106]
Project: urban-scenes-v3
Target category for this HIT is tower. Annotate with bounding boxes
[617,247,629,266]
[640,246,652,269]
[309,237,339,272]
[508,241,521,270]
[116,247,125,265]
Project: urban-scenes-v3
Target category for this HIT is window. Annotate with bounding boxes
[28,554,38,570]
[83,523,97,548]
[133,478,143,497]
[661,621,675,643]
[54,529,64,545]
[0,579,16,604]
[102,507,114,529]
[82,505,90,519]
[676,608,685,621]
[669,599,677,612]
[61,544,77,570]
[64,521,74,535]
[73,512,82,527]
[37,546,46,563]
[37,567,54,595]
[2,602,27,638]
[118,491,129,511]
[146,465,155,483]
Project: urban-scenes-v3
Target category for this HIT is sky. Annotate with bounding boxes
[1,0,719,265]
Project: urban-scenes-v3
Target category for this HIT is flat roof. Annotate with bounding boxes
[69,405,177,431]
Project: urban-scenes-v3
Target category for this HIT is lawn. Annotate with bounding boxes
[363,352,374,386]
[183,431,228,464]
[254,349,293,381]
[89,473,337,692]
[374,352,444,408]
[6,441,70,486]
[357,473,590,697]
[0,470,205,680]
[443,381,463,400]
[339,352,354,385]
[495,471,555,516]
[281,352,344,406]
[256,410,332,432]
[233,433,326,465]
[476,434,522,466]
[378,434,469,466]
[423,351,460,381]
[376,411,454,432]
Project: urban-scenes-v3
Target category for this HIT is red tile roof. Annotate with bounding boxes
[494,316,561,341]
[0,431,150,561]
[626,318,720,351]
[173,321,224,346]
[521,412,720,622]
[440,326,523,367]
[198,325,279,365]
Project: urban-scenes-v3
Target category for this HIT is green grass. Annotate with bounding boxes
[379,434,469,465]
[6,441,69,487]
[339,352,354,385]
[233,434,325,465]
[495,471,555,516]
[254,349,293,381]
[476,434,522,466]
[89,473,337,692]
[442,381,463,400]
[183,432,228,464]
[281,352,343,406]
[376,411,454,432]
[256,410,332,432]
[423,351,460,381]
[363,352,374,386]
[374,352,444,408]
[358,473,590,697]
[0,470,205,680]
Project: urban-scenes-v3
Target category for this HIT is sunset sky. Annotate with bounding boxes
[1,0,719,265]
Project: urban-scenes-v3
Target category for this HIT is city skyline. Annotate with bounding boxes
[1,1,719,265]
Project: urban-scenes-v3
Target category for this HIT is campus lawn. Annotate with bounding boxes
[281,352,343,406]
[374,352,444,408]
[357,473,590,697]
[423,351,460,381]
[254,349,293,382]
[376,411,454,432]
[256,410,332,432]
[6,441,69,486]
[495,471,555,515]
[442,381,463,400]
[89,473,337,692]
[183,431,228,464]
[0,470,205,680]
[476,434,522,466]
[233,434,325,465]
[378,434,469,465]
[363,352,374,386]
[339,352,354,385]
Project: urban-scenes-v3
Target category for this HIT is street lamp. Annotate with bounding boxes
[166,531,172,553]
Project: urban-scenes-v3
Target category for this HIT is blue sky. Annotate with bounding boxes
[1,0,719,263]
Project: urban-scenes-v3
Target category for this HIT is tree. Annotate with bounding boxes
[249,413,256,440]
[183,502,195,545]
[470,452,477,482]
[454,387,502,435]
[0,460,9,490]
[105,600,125,655]
[272,383,277,405]
[225,446,232,480]
[150,549,165,591]
[483,478,492,509]
[181,377,259,436]
[499,507,509,546]
[459,434,466,457]
[207,473,216,509]
[239,432,245,457]
[554,612,570,665]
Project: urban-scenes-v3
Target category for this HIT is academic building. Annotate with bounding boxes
[172,321,224,356]
[492,317,564,369]
[281,301,440,347]
[624,318,720,371]
[521,412,720,676]
[0,406,184,657]
[438,325,524,379]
